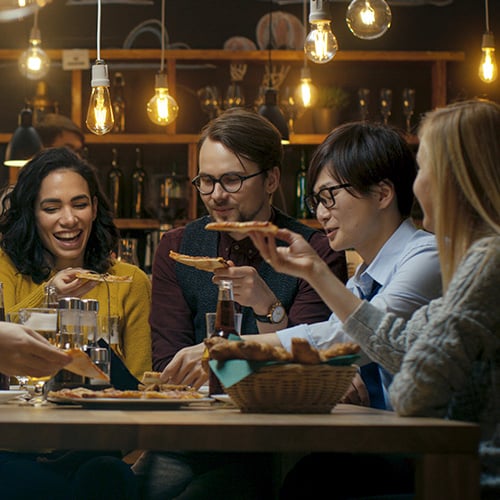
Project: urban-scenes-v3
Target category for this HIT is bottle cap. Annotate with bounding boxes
[81,298,99,312]
[58,297,83,310]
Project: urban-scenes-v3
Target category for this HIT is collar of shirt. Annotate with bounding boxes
[352,219,418,296]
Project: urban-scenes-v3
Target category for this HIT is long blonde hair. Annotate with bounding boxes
[418,99,500,289]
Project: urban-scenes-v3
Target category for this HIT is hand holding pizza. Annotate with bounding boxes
[49,267,99,298]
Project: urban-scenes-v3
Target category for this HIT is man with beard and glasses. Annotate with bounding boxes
[149,108,347,387]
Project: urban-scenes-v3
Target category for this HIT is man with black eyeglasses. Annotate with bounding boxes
[149,108,347,380]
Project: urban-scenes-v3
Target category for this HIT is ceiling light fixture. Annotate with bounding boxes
[295,0,318,108]
[86,0,114,135]
[346,0,392,40]
[18,7,50,80]
[258,4,290,143]
[146,0,179,126]
[479,0,497,83]
[4,108,43,167]
[304,0,338,64]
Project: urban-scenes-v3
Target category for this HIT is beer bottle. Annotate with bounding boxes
[0,282,9,390]
[295,149,309,219]
[111,72,126,133]
[131,147,146,219]
[107,148,124,218]
[209,279,240,395]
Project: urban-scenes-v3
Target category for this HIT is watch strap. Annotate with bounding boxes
[253,301,284,323]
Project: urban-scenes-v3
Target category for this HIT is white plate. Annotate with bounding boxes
[47,396,213,410]
[0,390,29,404]
[211,394,233,404]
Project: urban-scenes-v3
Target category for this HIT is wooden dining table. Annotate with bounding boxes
[0,400,480,500]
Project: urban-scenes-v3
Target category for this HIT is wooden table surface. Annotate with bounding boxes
[0,401,480,499]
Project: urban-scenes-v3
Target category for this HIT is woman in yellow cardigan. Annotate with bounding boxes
[0,147,151,380]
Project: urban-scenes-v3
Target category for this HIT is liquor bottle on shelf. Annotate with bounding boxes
[0,282,9,390]
[131,147,146,219]
[208,279,241,396]
[107,148,124,218]
[43,284,59,308]
[295,149,310,219]
[111,72,126,133]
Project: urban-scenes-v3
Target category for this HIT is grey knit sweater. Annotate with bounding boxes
[344,236,500,491]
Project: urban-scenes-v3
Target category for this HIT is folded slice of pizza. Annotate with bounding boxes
[75,272,132,283]
[168,250,229,272]
[64,348,110,381]
[204,220,279,235]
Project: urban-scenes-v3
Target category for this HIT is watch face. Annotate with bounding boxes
[271,305,285,323]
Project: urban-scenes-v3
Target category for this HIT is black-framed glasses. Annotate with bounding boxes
[191,170,268,195]
[305,183,351,214]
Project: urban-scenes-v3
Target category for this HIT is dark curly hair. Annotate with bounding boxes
[0,147,119,284]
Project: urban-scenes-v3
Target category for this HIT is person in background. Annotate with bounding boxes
[35,113,85,155]
[242,121,442,409]
[151,108,347,388]
[0,147,151,379]
[251,99,500,498]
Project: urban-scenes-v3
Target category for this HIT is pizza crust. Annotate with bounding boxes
[204,220,279,235]
[75,272,132,283]
[168,250,229,272]
[64,348,110,381]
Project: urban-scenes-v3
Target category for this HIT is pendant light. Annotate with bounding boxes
[86,0,114,135]
[479,0,498,84]
[258,3,289,143]
[304,0,338,64]
[346,0,392,40]
[295,0,318,108]
[18,7,50,80]
[0,0,48,23]
[4,108,42,167]
[146,0,179,126]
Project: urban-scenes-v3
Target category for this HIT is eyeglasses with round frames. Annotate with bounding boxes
[191,170,269,195]
[305,183,352,215]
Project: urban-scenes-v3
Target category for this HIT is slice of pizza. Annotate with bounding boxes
[168,250,229,272]
[204,220,279,235]
[75,271,132,283]
[64,348,110,381]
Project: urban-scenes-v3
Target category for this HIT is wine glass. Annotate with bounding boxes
[197,85,221,121]
[223,81,245,109]
[379,88,392,125]
[280,86,301,135]
[358,88,370,121]
[402,88,416,134]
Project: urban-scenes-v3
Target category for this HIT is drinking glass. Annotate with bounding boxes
[279,86,301,135]
[197,85,221,121]
[402,88,416,133]
[379,88,392,125]
[358,88,370,121]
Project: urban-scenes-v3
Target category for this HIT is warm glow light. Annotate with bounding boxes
[346,0,392,40]
[147,72,179,126]
[479,33,498,83]
[18,11,50,80]
[305,20,338,64]
[295,66,318,108]
[86,62,114,135]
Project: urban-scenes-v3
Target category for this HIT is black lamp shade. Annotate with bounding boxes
[258,88,290,143]
[4,108,42,167]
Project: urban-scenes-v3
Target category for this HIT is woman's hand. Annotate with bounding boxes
[160,343,208,389]
[339,373,370,407]
[0,322,71,377]
[49,267,99,298]
[249,228,328,282]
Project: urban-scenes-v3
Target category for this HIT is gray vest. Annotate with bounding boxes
[176,211,317,343]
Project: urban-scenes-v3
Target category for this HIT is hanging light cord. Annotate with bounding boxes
[485,0,490,32]
[33,7,39,33]
[302,0,307,69]
[160,0,165,72]
[96,0,102,60]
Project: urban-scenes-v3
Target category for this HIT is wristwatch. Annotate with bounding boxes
[254,301,286,324]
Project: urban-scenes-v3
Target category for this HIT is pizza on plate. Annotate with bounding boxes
[75,272,132,283]
[204,220,279,235]
[168,250,229,272]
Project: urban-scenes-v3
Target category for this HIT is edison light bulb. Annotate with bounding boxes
[479,33,498,83]
[305,20,338,64]
[147,72,179,126]
[346,0,392,40]
[18,28,50,80]
[86,61,114,135]
[295,66,318,108]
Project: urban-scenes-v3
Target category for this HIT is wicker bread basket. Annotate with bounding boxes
[224,363,358,414]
